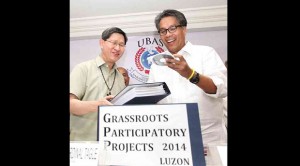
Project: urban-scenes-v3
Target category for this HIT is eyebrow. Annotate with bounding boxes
[109,39,125,43]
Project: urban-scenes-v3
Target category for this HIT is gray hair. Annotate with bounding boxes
[154,9,187,30]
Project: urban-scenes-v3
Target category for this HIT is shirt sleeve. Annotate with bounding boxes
[201,47,227,98]
[70,63,87,99]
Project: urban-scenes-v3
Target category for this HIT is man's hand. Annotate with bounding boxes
[165,54,193,79]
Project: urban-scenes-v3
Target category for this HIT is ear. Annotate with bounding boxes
[99,39,104,49]
[183,26,187,36]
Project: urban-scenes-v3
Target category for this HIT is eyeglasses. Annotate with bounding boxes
[158,25,183,36]
[105,40,126,48]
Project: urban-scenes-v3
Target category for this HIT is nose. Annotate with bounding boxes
[114,44,121,50]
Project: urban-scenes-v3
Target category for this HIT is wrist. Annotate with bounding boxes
[189,71,200,84]
[187,69,195,80]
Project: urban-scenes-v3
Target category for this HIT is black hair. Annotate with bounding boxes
[101,27,128,44]
[154,9,187,30]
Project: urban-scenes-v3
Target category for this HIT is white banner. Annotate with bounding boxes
[97,103,206,166]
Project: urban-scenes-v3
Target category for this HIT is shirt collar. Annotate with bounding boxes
[95,55,117,70]
[96,55,105,67]
[164,41,193,57]
[178,41,193,56]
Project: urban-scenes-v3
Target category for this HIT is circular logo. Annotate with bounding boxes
[135,46,164,74]
[128,37,165,83]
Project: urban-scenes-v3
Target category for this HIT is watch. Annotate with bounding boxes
[189,72,200,84]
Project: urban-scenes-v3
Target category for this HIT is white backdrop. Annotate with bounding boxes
[70,30,227,84]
